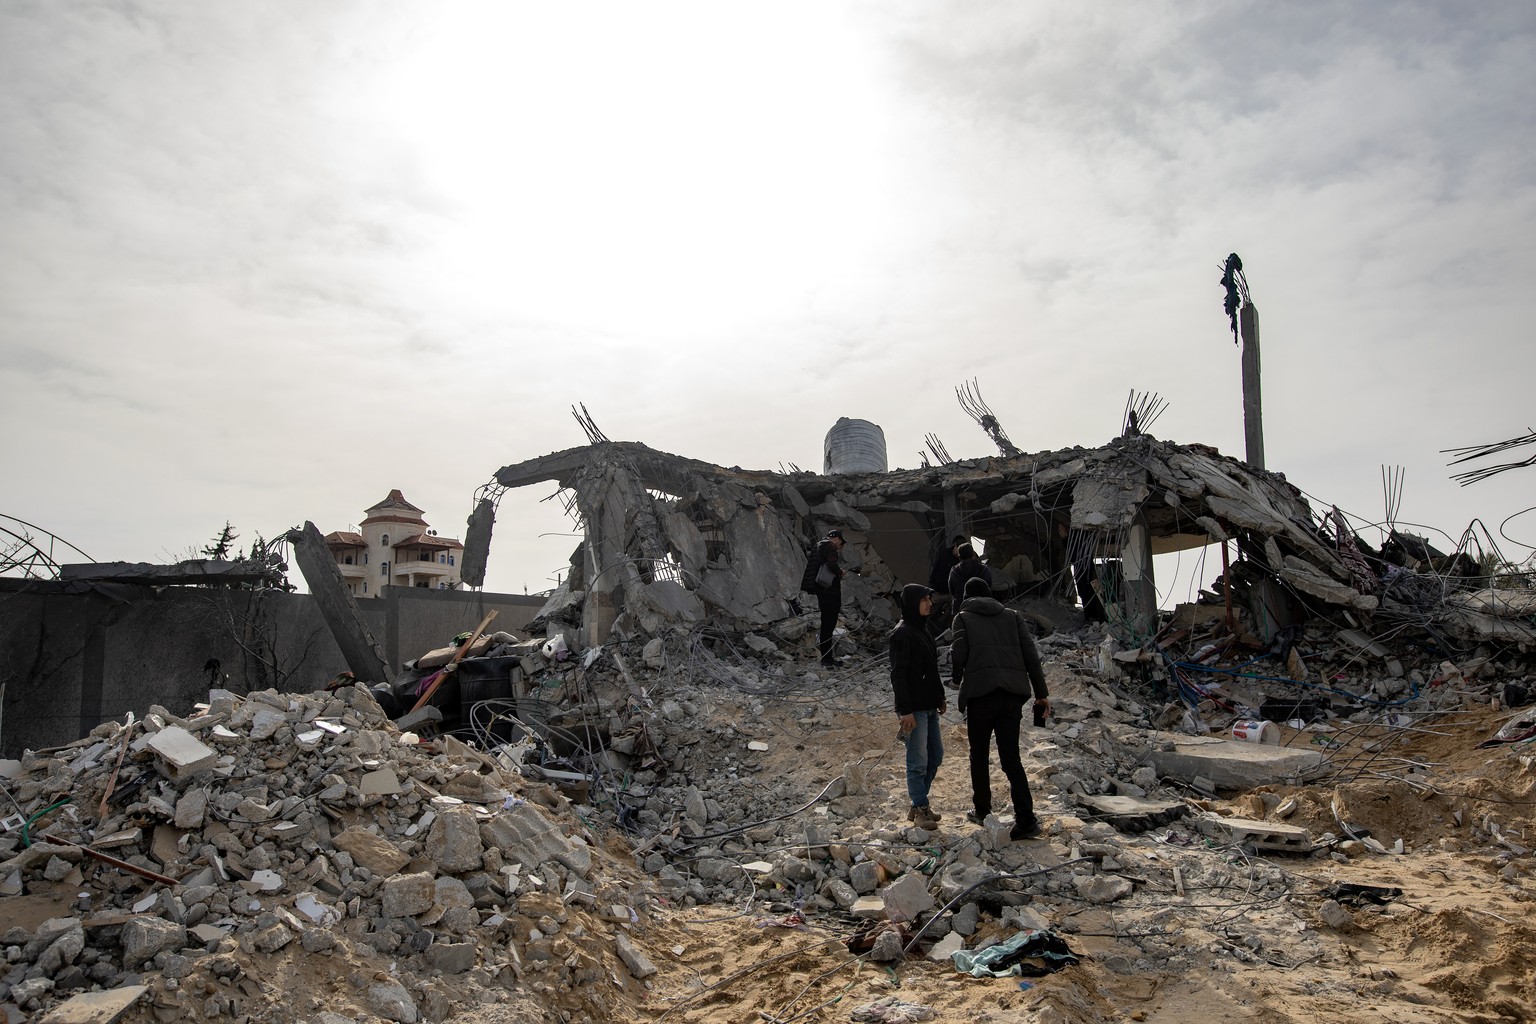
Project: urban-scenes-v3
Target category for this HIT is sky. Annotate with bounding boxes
[2,1,1534,604]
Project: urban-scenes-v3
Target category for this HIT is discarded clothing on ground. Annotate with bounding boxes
[950,928,1081,978]
[851,996,937,1024]
[1476,716,1536,748]
[1322,882,1403,907]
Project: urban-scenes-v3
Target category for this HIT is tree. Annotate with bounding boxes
[202,522,240,560]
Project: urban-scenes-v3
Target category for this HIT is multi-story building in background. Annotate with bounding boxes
[324,489,463,598]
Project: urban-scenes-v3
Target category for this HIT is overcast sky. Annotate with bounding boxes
[3,1,1533,602]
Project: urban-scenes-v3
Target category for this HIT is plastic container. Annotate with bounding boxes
[823,418,888,475]
[1231,718,1279,744]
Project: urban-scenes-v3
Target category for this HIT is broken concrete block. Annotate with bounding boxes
[251,922,295,952]
[381,872,436,917]
[428,941,477,974]
[121,917,185,969]
[173,788,208,829]
[1146,732,1327,790]
[1073,874,1133,903]
[928,931,965,961]
[247,707,287,741]
[359,768,402,796]
[479,801,592,877]
[36,985,149,1024]
[145,727,216,782]
[425,805,484,874]
[331,827,409,877]
[366,980,419,1023]
[1319,899,1354,930]
[881,872,936,923]
[615,930,657,979]
[849,861,882,894]
[851,896,886,919]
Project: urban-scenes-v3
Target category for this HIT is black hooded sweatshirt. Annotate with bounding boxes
[889,584,945,715]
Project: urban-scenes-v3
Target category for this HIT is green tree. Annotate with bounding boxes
[202,522,240,560]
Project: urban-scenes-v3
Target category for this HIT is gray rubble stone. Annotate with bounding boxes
[881,873,936,923]
[331,827,409,877]
[425,806,484,874]
[1073,874,1133,903]
[826,879,858,911]
[428,942,476,974]
[849,861,882,894]
[615,931,657,979]
[367,980,419,1023]
[951,903,980,937]
[683,786,708,826]
[479,801,591,877]
[381,872,436,918]
[122,917,186,968]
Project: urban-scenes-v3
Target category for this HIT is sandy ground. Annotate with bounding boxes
[593,691,1536,1024]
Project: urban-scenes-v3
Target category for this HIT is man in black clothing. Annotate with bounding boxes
[951,575,1050,840]
[802,530,847,667]
[947,543,992,603]
[927,535,966,633]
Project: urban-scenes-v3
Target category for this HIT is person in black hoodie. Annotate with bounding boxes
[801,530,847,667]
[947,544,992,603]
[951,575,1050,840]
[889,583,946,829]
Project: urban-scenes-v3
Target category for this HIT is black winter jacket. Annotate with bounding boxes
[801,539,842,594]
[889,584,944,715]
[947,557,992,601]
[950,595,1048,713]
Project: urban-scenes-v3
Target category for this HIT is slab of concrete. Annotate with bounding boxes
[1074,794,1190,833]
[1145,731,1327,791]
[145,727,216,782]
[38,984,149,1024]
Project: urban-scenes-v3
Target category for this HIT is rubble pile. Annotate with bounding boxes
[0,685,672,1024]
[4,559,1534,1022]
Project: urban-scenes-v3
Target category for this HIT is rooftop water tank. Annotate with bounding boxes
[824,417,888,475]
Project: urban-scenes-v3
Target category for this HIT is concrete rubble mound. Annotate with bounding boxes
[0,684,670,1024]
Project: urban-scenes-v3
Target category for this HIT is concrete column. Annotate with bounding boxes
[1120,522,1157,636]
[1240,303,1264,470]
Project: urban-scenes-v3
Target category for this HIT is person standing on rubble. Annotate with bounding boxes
[950,575,1050,840]
[802,529,847,667]
[947,543,992,602]
[927,534,966,632]
[890,583,946,829]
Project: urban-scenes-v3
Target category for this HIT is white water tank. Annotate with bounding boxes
[824,418,888,475]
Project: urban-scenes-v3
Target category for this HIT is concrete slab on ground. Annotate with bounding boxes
[1145,731,1327,791]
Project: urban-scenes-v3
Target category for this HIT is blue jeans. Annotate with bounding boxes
[904,709,944,808]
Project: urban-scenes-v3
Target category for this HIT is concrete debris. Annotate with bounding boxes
[6,431,1535,1022]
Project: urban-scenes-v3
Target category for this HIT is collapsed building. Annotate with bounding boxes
[460,431,1536,657]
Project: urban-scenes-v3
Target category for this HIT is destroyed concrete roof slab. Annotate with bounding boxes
[1145,732,1329,791]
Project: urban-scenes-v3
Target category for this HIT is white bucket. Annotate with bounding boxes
[1231,718,1279,744]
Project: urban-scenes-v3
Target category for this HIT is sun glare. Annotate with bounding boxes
[359,4,900,337]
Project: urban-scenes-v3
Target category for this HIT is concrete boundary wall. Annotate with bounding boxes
[0,581,545,758]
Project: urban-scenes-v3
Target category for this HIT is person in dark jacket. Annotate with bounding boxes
[801,530,847,667]
[926,535,966,633]
[947,544,992,602]
[951,575,1050,840]
[889,583,946,828]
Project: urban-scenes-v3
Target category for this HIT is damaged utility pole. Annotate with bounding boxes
[285,521,393,684]
[1221,253,1264,470]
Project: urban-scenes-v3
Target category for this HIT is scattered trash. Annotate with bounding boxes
[951,929,1081,978]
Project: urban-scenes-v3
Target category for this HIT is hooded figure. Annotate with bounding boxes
[889,583,946,829]
[951,574,1049,841]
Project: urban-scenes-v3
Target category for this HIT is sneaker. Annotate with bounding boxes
[1010,818,1044,841]
[965,810,986,827]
